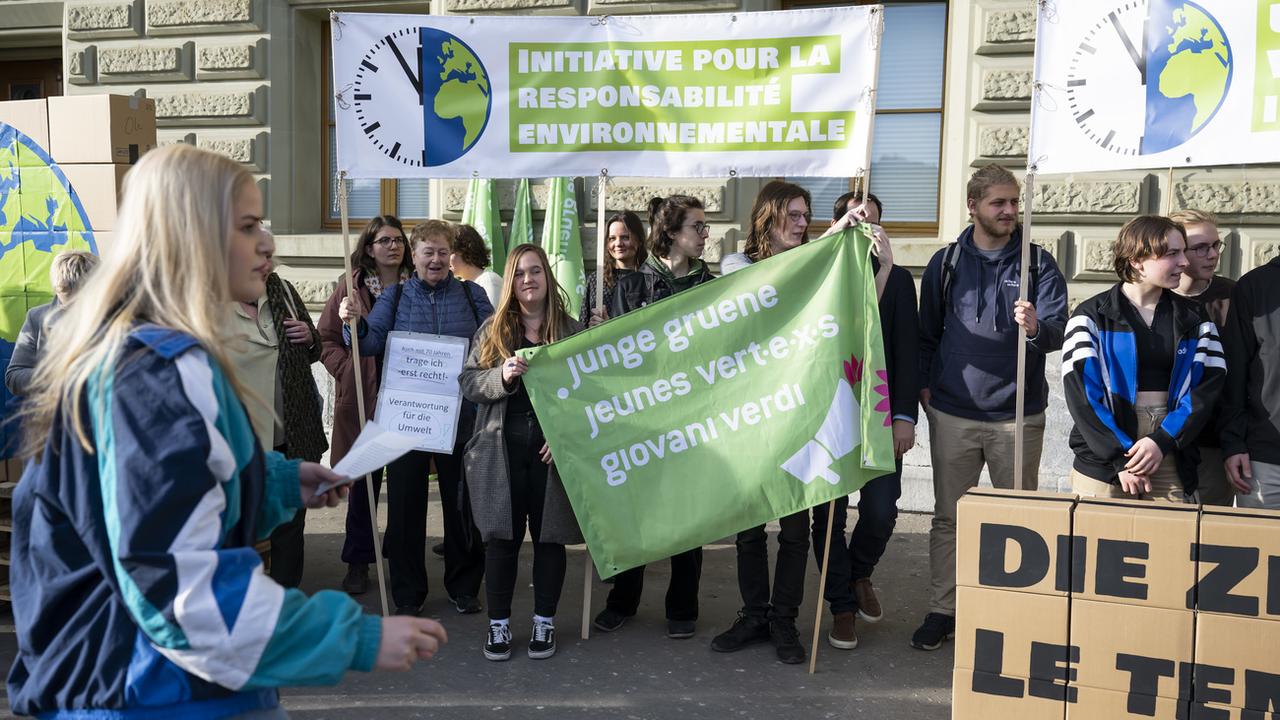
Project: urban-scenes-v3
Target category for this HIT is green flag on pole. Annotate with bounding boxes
[462,178,507,272]
[520,227,895,577]
[540,177,586,318]
[510,178,534,249]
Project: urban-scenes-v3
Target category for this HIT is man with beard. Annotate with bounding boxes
[911,164,1068,651]
[1170,209,1235,506]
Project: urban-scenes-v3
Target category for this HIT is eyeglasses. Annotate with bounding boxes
[787,211,812,224]
[370,235,404,247]
[683,221,710,236]
[1187,240,1223,258]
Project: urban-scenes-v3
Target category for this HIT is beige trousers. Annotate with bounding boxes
[926,405,1044,616]
[1069,402,1195,504]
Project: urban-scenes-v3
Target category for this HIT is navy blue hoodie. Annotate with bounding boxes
[918,226,1068,421]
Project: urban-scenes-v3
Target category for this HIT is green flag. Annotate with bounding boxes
[540,177,585,318]
[509,178,534,249]
[461,178,507,272]
[520,227,895,577]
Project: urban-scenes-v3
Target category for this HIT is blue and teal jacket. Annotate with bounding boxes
[7,326,381,719]
[1061,285,1226,492]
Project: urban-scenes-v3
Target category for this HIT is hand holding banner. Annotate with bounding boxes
[519,228,895,577]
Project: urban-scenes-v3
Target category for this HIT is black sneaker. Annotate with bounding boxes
[341,563,368,595]
[666,619,696,639]
[451,595,482,614]
[431,542,445,557]
[593,607,631,632]
[710,612,770,653]
[393,604,421,617]
[910,612,956,651]
[484,622,512,661]
[769,618,805,665]
[529,619,557,659]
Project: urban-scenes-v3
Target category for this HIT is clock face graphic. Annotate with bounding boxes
[352,27,427,168]
[1064,0,1232,157]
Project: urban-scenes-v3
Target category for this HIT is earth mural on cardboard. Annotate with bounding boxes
[0,123,98,455]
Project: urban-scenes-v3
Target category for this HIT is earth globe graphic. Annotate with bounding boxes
[1142,0,1232,154]
[421,28,491,166]
[0,125,98,453]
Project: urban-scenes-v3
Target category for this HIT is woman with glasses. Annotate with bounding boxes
[592,195,714,639]
[1169,209,1236,506]
[581,210,647,327]
[319,215,413,595]
[1063,215,1225,503]
[341,220,494,617]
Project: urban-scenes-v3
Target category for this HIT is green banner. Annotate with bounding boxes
[461,178,507,272]
[539,177,585,318]
[521,228,894,577]
[510,178,534,248]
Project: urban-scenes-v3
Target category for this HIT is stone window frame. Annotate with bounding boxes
[320,21,431,230]
[782,0,948,237]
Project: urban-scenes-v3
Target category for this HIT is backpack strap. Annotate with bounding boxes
[460,280,481,328]
[939,241,962,316]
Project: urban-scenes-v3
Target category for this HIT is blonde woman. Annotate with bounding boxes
[460,243,583,662]
[8,145,446,719]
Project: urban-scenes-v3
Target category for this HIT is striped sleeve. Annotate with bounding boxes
[1061,314,1134,470]
[89,348,380,692]
[1156,321,1226,453]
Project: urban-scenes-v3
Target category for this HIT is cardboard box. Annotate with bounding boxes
[1068,684,1188,719]
[1188,704,1262,719]
[0,98,49,149]
[1194,613,1280,712]
[1070,598,1193,699]
[1071,497,1199,611]
[47,94,156,165]
[58,163,130,232]
[1198,506,1280,621]
[952,668,1066,720]
[955,586,1071,682]
[956,488,1077,597]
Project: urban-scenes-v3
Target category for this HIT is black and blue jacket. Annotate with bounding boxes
[8,327,381,718]
[345,272,493,355]
[1062,285,1226,492]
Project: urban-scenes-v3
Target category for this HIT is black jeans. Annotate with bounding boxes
[810,460,902,614]
[341,467,383,565]
[384,443,485,609]
[486,412,567,620]
[735,510,810,620]
[605,547,702,621]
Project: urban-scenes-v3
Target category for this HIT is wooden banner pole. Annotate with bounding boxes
[808,499,838,674]
[581,172,609,641]
[338,171,390,617]
[1013,170,1035,491]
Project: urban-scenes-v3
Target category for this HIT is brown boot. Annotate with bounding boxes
[828,611,858,650]
[852,578,883,624]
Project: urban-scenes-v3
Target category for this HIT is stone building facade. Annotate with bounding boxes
[0,0,1270,505]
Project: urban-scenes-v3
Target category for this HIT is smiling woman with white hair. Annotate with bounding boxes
[8,143,448,719]
[4,250,99,397]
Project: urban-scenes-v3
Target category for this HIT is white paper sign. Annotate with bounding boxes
[330,7,880,179]
[1031,0,1280,174]
[373,331,470,453]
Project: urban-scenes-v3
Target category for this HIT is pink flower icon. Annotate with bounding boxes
[873,369,891,426]
[843,354,863,386]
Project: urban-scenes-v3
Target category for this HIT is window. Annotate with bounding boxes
[784,1,947,234]
[322,23,430,228]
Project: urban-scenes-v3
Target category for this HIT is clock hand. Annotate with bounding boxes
[385,35,423,101]
[1109,12,1147,85]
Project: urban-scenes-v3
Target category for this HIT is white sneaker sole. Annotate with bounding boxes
[827,634,859,650]
[528,645,556,660]
[484,647,512,661]
[857,609,883,624]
